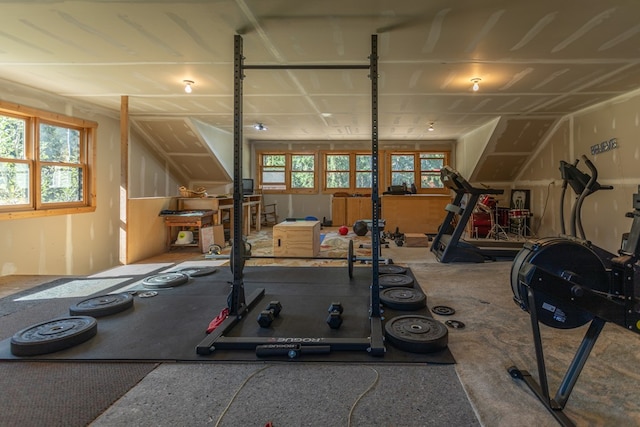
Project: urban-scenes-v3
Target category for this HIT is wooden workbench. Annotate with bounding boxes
[178,195,262,237]
[163,210,214,252]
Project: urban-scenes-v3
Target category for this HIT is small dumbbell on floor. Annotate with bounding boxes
[257,301,283,328]
[326,302,343,329]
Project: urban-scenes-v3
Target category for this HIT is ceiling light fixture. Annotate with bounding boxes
[428,123,435,131]
[183,80,194,94]
[254,123,267,131]
[471,78,481,92]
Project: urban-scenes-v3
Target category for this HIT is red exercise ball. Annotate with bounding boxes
[338,225,349,235]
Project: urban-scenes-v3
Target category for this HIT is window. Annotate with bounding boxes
[260,154,286,191]
[420,152,446,189]
[325,154,350,189]
[390,154,415,187]
[386,151,449,194]
[322,152,372,193]
[0,101,97,219]
[258,152,317,193]
[355,154,372,189]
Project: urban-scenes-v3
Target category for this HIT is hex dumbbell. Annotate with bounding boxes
[257,300,282,328]
[326,302,343,329]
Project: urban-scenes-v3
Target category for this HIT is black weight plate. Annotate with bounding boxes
[378,265,407,275]
[176,266,218,277]
[10,316,98,356]
[69,293,134,317]
[348,239,354,279]
[385,315,448,354]
[379,274,414,288]
[142,272,189,289]
[380,288,427,311]
[431,305,455,316]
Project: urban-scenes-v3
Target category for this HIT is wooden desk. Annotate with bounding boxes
[217,195,262,237]
[163,210,214,252]
[178,195,262,236]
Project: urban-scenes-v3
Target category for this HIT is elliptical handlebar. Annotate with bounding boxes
[560,155,614,239]
[581,155,614,191]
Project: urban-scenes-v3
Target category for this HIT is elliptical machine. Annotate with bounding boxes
[508,155,640,426]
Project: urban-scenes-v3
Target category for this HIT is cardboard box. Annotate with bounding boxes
[404,233,429,247]
[200,224,225,253]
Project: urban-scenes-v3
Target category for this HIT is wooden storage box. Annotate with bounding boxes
[404,233,429,247]
[273,220,321,257]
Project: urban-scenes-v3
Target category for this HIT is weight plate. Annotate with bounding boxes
[348,239,354,279]
[69,293,134,317]
[431,305,455,316]
[378,265,407,275]
[380,288,427,311]
[176,266,218,277]
[445,320,465,329]
[379,274,414,289]
[384,315,448,353]
[208,244,223,255]
[138,291,158,298]
[142,272,189,289]
[10,316,98,356]
[229,240,247,276]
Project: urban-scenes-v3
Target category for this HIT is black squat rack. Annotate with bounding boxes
[196,34,386,358]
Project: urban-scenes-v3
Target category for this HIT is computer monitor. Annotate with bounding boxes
[242,178,254,195]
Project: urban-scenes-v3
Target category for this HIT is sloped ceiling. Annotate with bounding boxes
[1,0,640,183]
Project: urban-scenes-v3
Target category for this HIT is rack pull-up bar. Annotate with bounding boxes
[244,64,370,70]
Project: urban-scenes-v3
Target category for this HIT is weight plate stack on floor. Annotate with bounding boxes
[142,272,189,289]
[384,315,448,353]
[69,293,134,317]
[379,274,414,288]
[378,264,407,275]
[175,266,218,277]
[380,287,426,310]
[10,316,98,356]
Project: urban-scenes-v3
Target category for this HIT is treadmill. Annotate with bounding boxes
[431,165,526,263]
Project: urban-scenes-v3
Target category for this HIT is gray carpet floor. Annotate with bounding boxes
[92,363,479,427]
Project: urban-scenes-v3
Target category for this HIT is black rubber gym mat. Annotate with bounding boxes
[0,267,455,364]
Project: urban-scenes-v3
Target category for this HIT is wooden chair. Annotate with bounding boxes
[251,192,278,226]
[260,199,278,226]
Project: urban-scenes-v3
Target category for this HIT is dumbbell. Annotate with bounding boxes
[326,302,343,329]
[257,300,283,328]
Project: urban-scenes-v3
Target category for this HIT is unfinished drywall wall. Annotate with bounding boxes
[0,80,121,276]
[455,117,500,179]
[516,89,640,254]
[129,128,181,198]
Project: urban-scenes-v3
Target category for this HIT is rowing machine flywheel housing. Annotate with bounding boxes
[510,237,610,329]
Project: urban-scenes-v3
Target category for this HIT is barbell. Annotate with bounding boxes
[207,240,390,279]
